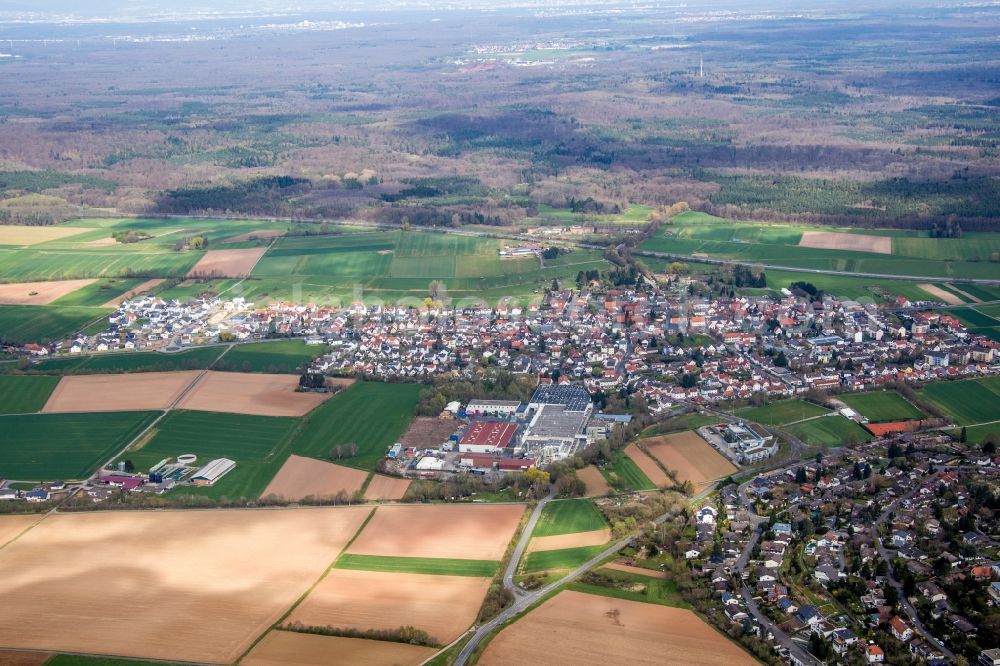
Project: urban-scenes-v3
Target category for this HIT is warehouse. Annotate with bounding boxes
[190,458,236,486]
[528,384,593,414]
[465,399,522,417]
[519,404,589,463]
[459,421,519,454]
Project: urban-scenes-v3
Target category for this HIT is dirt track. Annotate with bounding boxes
[0,515,42,549]
[243,631,436,666]
[0,279,96,305]
[799,230,891,254]
[178,371,335,417]
[261,455,368,501]
[289,569,491,644]
[477,590,756,666]
[528,527,611,553]
[347,504,524,560]
[362,475,411,501]
[187,248,267,277]
[0,507,371,664]
[577,465,610,496]
[42,371,201,413]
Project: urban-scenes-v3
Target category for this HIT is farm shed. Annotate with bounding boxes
[191,458,236,486]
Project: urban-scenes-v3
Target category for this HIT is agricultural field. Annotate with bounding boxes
[345,504,524,561]
[187,247,267,277]
[176,371,340,417]
[478,590,756,666]
[0,279,96,305]
[41,371,200,413]
[738,399,830,426]
[214,339,330,374]
[764,269,939,303]
[290,381,421,470]
[30,346,225,374]
[839,391,924,422]
[0,374,60,414]
[261,455,368,501]
[570,569,688,609]
[623,443,671,487]
[47,278,159,307]
[288,568,492,644]
[0,225,94,246]
[523,543,610,573]
[0,514,43,549]
[362,475,411,501]
[0,411,158,481]
[0,304,109,344]
[602,449,657,491]
[643,431,738,490]
[118,410,300,500]
[243,631,437,666]
[920,376,1000,425]
[334,554,499,577]
[786,415,873,447]
[577,465,611,497]
[0,507,370,664]
[528,499,611,553]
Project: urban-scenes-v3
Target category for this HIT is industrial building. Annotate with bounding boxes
[528,383,593,414]
[459,421,519,454]
[465,399,522,417]
[519,404,590,462]
[190,458,237,486]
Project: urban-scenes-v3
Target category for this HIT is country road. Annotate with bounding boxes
[502,484,556,596]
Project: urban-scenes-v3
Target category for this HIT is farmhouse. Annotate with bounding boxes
[459,421,519,454]
[190,458,236,486]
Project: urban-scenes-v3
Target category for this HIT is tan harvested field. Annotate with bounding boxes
[42,370,200,413]
[0,514,43,549]
[644,431,738,490]
[243,631,437,666]
[398,416,458,448]
[528,527,610,553]
[362,474,411,501]
[602,561,669,579]
[0,507,371,664]
[624,443,670,487]
[289,569,491,644]
[0,225,92,246]
[347,504,524,560]
[177,371,339,417]
[0,650,51,666]
[187,247,267,277]
[478,590,756,666]
[0,279,96,305]
[222,229,286,244]
[100,278,164,307]
[262,455,368,501]
[918,283,964,305]
[799,230,891,254]
[577,465,611,496]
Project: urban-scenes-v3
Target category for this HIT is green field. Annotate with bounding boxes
[119,410,300,500]
[335,553,499,577]
[840,391,924,422]
[30,347,225,374]
[290,381,421,470]
[946,307,1000,329]
[602,453,656,491]
[764,269,939,303]
[214,339,329,374]
[0,247,200,281]
[962,423,1000,444]
[0,374,59,414]
[533,499,608,537]
[568,570,688,609]
[737,399,830,426]
[50,277,152,307]
[523,544,610,573]
[0,304,109,343]
[921,377,1000,425]
[785,415,873,447]
[0,411,159,480]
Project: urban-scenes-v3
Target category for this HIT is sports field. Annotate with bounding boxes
[243,631,436,666]
[920,376,1000,425]
[262,455,368,501]
[0,304,108,343]
[120,410,300,500]
[42,371,200,413]
[214,339,329,374]
[840,391,924,422]
[0,411,158,480]
[346,504,523,561]
[0,507,370,664]
[643,431,738,490]
[289,568,491,644]
[290,381,421,470]
[0,374,60,414]
[786,415,873,447]
[737,399,830,425]
[478,590,756,666]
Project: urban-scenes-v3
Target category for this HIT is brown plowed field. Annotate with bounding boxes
[243,631,436,666]
[262,455,368,501]
[643,431,737,490]
[0,226,92,246]
[289,569,491,644]
[347,504,524,560]
[478,590,757,666]
[624,444,670,487]
[799,230,891,254]
[187,248,267,277]
[101,278,164,307]
[362,475,411,501]
[0,514,42,549]
[0,651,51,666]
[528,527,610,553]
[177,371,336,417]
[0,279,96,305]
[577,465,610,496]
[0,507,371,664]
[42,370,200,413]
[918,283,963,305]
[398,416,458,448]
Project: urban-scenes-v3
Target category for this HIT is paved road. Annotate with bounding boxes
[873,490,956,661]
[503,485,556,596]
